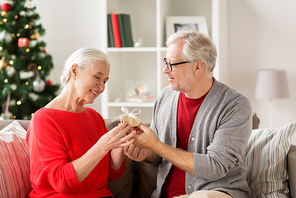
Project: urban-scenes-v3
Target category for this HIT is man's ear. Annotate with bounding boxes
[71,64,78,80]
[194,60,203,74]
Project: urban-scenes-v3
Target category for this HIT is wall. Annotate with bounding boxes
[33,0,296,142]
[34,0,102,111]
[226,0,296,143]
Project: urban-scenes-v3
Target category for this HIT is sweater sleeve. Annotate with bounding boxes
[108,157,126,181]
[27,110,81,193]
[191,93,253,180]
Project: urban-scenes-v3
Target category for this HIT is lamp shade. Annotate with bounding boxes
[254,69,290,99]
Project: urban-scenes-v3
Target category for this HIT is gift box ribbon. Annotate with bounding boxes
[112,106,141,124]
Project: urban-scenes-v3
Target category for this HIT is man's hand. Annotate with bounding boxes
[123,144,149,162]
[132,123,159,150]
[130,123,194,173]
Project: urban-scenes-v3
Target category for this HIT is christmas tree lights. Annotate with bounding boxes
[0,0,59,119]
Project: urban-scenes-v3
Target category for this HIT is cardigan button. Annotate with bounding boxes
[190,137,195,142]
[187,184,193,189]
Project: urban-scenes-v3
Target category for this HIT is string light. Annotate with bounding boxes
[17,33,20,37]
[0,47,2,50]
[38,65,42,70]
[12,116,16,119]
[26,48,30,52]
[25,81,29,85]
[4,79,8,83]
[9,60,14,65]
[15,15,18,19]
[31,113,34,117]
[24,24,29,29]
[1,11,6,16]
[3,18,7,22]
[17,100,22,105]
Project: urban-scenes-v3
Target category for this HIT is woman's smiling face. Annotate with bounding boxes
[73,60,110,105]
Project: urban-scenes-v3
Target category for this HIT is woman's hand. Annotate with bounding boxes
[98,122,136,153]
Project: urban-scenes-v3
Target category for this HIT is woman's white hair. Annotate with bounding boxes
[166,30,217,75]
[60,47,110,87]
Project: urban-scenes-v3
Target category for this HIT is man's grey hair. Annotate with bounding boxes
[166,30,217,75]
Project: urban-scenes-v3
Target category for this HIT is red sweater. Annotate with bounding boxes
[26,107,126,198]
[162,92,207,197]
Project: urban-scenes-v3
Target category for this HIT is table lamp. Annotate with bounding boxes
[254,69,290,127]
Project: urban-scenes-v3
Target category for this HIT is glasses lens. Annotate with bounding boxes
[163,58,172,71]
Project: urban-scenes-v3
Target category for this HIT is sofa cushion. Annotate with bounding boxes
[0,120,31,198]
[243,122,296,198]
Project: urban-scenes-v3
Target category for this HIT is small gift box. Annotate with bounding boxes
[18,38,30,47]
[112,106,141,127]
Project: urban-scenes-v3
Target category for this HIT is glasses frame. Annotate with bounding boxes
[163,58,198,71]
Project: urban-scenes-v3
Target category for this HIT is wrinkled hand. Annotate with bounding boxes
[131,123,159,150]
[98,122,135,152]
[124,144,149,162]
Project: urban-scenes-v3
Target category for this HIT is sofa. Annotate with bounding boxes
[1,118,296,198]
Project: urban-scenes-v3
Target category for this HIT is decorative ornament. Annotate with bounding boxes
[46,80,53,86]
[18,38,30,47]
[29,40,37,46]
[19,11,26,16]
[6,65,15,76]
[33,76,46,92]
[0,57,8,69]
[30,31,40,40]
[10,84,17,90]
[28,62,37,71]
[1,3,12,12]
[20,71,34,79]
[29,93,38,101]
[43,49,47,53]
[0,30,13,43]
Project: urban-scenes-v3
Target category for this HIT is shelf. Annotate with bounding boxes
[100,0,225,120]
[108,102,155,107]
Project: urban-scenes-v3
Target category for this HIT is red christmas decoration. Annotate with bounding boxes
[1,3,12,12]
[46,80,53,86]
[18,38,30,47]
[43,49,47,53]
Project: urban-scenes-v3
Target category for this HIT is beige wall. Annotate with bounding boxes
[34,0,296,143]
[226,0,296,143]
[34,0,102,111]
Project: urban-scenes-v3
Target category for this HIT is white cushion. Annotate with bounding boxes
[244,122,296,198]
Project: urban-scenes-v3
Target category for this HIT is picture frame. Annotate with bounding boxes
[165,16,209,39]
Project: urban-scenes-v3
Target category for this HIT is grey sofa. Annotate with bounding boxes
[1,119,296,197]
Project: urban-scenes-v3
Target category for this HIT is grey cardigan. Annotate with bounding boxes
[150,78,252,198]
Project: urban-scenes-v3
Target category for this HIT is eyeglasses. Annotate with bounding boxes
[163,58,198,71]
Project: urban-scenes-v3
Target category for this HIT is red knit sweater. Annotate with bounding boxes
[162,92,207,197]
[26,107,126,198]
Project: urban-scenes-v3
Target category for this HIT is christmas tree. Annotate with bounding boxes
[0,0,59,120]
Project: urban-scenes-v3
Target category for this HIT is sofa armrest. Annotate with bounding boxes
[288,144,296,198]
[0,119,30,130]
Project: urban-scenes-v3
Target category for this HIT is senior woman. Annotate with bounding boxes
[26,47,135,197]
